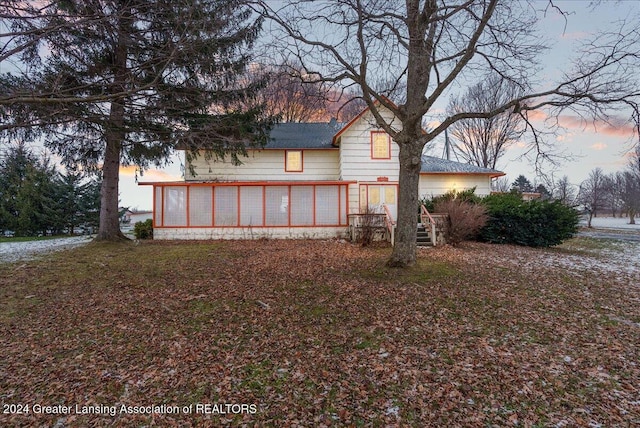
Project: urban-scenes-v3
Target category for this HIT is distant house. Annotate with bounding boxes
[130,210,153,225]
[140,105,504,240]
[520,192,542,201]
[121,209,153,225]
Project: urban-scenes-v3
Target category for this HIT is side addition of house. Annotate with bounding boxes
[140,106,504,240]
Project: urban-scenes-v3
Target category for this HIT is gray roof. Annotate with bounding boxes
[420,155,503,176]
[265,120,344,149]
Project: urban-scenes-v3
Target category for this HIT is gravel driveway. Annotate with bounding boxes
[0,236,93,264]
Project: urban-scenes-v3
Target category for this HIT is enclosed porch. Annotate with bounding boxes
[140,181,353,240]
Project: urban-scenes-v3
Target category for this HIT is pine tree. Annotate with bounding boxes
[535,184,552,200]
[52,172,85,235]
[77,176,102,232]
[0,144,58,236]
[511,175,534,193]
[1,0,272,241]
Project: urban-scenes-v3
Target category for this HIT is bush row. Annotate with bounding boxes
[423,189,580,247]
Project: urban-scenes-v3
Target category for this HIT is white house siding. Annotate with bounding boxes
[186,149,340,182]
[129,212,153,224]
[338,108,401,215]
[419,174,493,199]
[154,226,349,240]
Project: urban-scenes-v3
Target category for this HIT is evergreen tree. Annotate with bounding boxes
[0,144,58,236]
[535,184,552,200]
[511,175,534,193]
[0,144,102,236]
[77,176,102,232]
[52,172,85,235]
[1,0,272,241]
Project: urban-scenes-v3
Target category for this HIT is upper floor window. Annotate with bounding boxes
[285,150,303,172]
[371,131,391,159]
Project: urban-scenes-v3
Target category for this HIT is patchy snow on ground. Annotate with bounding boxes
[0,236,93,264]
[531,241,640,280]
[580,215,640,231]
[455,228,640,281]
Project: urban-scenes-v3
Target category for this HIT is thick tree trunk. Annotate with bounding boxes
[387,141,423,267]
[95,131,127,241]
[95,10,129,242]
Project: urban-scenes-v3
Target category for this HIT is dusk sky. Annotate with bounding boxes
[116,1,640,209]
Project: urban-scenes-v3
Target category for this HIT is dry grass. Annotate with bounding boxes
[0,237,639,427]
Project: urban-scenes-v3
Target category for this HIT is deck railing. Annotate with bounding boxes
[420,204,437,247]
[382,204,396,246]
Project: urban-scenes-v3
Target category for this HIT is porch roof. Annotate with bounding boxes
[138,180,356,186]
[420,155,505,177]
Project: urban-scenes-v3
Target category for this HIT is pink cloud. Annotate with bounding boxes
[426,120,442,129]
[524,110,548,121]
[590,142,608,151]
[119,166,181,181]
[555,132,574,142]
[595,122,638,138]
[559,115,637,138]
[534,113,637,139]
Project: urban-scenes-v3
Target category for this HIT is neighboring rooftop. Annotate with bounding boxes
[420,155,504,177]
[265,120,344,149]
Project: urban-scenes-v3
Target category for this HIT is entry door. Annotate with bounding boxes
[359,184,398,220]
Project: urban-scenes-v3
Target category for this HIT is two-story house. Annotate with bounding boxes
[140,105,504,240]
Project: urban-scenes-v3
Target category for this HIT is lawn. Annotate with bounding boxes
[1,237,639,426]
[0,235,72,244]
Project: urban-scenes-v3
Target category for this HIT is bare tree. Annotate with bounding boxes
[447,75,526,169]
[602,173,624,217]
[492,176,511,193]
[619,172,639,224]
[329,91,368,123]
[257,63,368,123]
[620,145,640,224]
[578,168,608,228]
[256,0,640,267]
[551,175,577,207]
[258,62,330,123]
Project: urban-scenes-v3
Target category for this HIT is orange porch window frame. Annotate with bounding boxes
[151,182,350,228]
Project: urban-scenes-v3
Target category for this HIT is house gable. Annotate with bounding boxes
[337,107,401,183]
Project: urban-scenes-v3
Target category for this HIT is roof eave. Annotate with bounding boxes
[420,171,506,178]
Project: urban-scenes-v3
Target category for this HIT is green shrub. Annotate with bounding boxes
[420,187,481,216]
[134,219,153,239]
[479,193,579,247]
